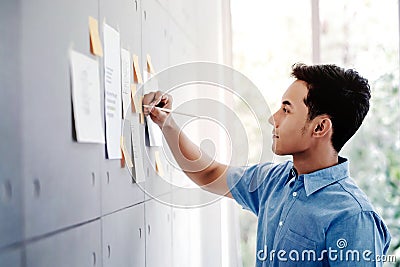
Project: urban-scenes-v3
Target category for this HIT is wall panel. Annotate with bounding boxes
[0,0,24,248]
[141,0,172,201]
[102,204,145,267]
[0,0,229,266]
[25,220,101,267]
[145,197,172,267]
[0,247,22,267]
[20,0,102,239]
[99,0,145,216]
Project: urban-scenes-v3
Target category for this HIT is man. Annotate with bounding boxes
[143,63,391,266]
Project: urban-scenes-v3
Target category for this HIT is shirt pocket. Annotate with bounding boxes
[277,229,319,266]
[283,228,317,251]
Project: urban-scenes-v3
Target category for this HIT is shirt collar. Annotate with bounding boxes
[285,167,298,185]
[298,157,350,197]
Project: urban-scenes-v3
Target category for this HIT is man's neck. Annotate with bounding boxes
[292,147,338,175]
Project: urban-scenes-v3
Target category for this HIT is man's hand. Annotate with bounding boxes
[141,90,232,198]
[143,91,173,128]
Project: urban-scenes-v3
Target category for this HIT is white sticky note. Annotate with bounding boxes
[121,48,131,119]
[69,50,105,144]
[131,114,145,183]
[142,67,163,146]
[103,23,122,159]
[146,117,163,147]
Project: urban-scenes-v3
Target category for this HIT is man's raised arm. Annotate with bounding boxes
[143,91,233,198]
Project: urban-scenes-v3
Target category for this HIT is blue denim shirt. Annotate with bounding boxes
[227,157,391,266]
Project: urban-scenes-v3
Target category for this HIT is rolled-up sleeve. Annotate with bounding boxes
[227,162,285,215]
[325,211,391,266]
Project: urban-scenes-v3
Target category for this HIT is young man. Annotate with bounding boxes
[143,63,391,266]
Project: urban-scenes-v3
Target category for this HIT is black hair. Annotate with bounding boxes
[291,63,371,152]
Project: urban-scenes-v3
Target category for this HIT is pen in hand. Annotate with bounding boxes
[143,105,201,118]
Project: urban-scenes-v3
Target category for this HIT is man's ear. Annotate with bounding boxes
[312,116,332,137]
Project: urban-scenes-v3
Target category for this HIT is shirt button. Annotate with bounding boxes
[292,192,298,197]
[279,221,283,226]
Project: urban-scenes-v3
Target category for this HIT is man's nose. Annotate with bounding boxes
[268,113,276,126]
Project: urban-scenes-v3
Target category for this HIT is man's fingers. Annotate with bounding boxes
[143,91,163,115]
[142,92,157,115]
[143,91,172,116]
[153,91,164,105]
[142,91,156,105]
[157,94,172,108]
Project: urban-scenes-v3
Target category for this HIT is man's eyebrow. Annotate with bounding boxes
[282,100,292,106]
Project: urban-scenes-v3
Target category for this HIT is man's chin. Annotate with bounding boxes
[271,147,288,156]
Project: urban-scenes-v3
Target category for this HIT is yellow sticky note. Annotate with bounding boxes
[131,84,137,113]
[139,96,144,124]
[132,54,143,84]
[120,136,133,168]
[88,16,103,57]
[154,151,164,177]
[146,54,155,74]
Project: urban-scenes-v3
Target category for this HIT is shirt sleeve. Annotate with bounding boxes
[325,211,391,266]
[227,162,281,215]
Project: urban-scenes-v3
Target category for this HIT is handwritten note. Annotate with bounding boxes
[70,50,105,143]
[121,48,131,119]
[103,23,122,159]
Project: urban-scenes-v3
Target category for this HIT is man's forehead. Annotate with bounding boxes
[281,80,308,105]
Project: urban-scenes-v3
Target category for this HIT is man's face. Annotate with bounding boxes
[268,80,312,155]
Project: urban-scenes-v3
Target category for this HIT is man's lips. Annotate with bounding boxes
[272,133,279,138]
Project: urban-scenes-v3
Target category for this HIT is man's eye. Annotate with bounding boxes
[283,107,287,113]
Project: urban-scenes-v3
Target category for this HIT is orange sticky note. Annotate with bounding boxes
[120,136,133,168]
[132,54,143,84]
[131,84,137,113]
[120,148,126,167]
[154,151,164,176]
[120,136,126,168]
[88,16,103,57]
[139,96,144,124]
[146,54,155,74]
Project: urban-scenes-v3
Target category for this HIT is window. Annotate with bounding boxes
[231,1,399,265]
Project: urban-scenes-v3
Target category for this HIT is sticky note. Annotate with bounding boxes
[132,54,143,84]
[89,16,103,57]
[139,96,144,124]
[131,84,137,113]
[120,148,126,167]
[154,151,164,177]
[146,54,155,74]
[120,136,133,168]
[146,116,163,147]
